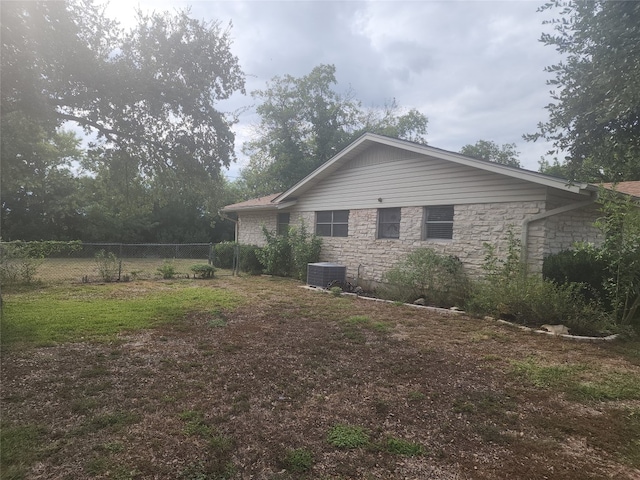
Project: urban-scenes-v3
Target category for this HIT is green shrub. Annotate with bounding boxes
[0,253,42,285]
[157,262,176,279]
[238,244,263,275]
[543,249,608,303]
[288,222,322,281]
[258,228,291,277]
[212,241,236,269]
[382,248,470,308]
[466,229,614,336]
[258,221,321,279]
[212,242,263,274]
[190,264,215,278]
[95,250,120,282]
[590,188,640,326]
[1,240,82,258]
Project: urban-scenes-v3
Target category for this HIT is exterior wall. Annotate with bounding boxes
[232,142,603,283]
[542,200,604,256]
[293,144,548,211]
[290,201,546,283]
[237,211,277,246]
[236,199,602,283]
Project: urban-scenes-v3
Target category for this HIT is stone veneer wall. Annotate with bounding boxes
[292,201,547,283]
[543,202,603,256]
[237,212,276,246]
[237,200,602,284]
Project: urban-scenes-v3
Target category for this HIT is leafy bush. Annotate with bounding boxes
[0,240,82,258]
[157,261,176,279]
[466,229,614,336]
[0,243,44,285]
[258,228,291,277]
[288,222,322,281]
[382,248,470,308]
[543,249,608,303]
[190,264,215,278]
[212,242,263,274]
[238,244,263,275]
[590,188,640,326]
[258,221,321,280]
[212,241,236,269]
[95,250,120,282]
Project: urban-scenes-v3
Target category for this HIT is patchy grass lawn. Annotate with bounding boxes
[1,274,639,479]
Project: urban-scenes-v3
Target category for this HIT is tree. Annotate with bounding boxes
[0,123,86,241]
[240,64,428,196]
[527,1,640,182]
[460,140,521,167]
[1,1,245,194]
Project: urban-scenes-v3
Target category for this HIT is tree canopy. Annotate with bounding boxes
[527,0,640,182]
[239,64,428,196]
[1,1,245,241]
[460,140,521,168]
[1,1,245,178]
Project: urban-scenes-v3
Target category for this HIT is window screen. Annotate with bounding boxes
[378,207,401,239]
[424,205,454,239]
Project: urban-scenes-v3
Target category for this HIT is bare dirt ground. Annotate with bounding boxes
[2,275,640,479]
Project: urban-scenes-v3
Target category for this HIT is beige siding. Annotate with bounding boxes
[293,145,546,211]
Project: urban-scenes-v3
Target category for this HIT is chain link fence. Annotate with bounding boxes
[1,242,214,285]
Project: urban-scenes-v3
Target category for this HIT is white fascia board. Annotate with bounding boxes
[221,204,278,213]
[276,200,297,210]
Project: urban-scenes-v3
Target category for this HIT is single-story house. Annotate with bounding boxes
[222,133,639,286]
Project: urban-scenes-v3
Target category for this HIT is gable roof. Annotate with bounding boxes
[223,133,640,213]
[274,133,596,203]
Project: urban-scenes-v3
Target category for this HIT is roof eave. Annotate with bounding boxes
[221,204,279,213]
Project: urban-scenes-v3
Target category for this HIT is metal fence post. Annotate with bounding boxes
[233,243,239,276]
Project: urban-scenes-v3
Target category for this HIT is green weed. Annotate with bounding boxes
[282,447,314,473]
[78,411,140,434]
[344,315,371,326]
[385,437,425,456]
[510,358,586,389]
[569,371,640,401]
[327,424,370,449]
[511,357,640,402]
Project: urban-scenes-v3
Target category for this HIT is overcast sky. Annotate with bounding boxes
[106,0,562,179]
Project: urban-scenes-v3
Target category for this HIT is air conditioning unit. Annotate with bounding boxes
[307,262,346,288]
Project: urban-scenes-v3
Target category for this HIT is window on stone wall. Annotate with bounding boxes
[315,210,349,237]
[424,205,454,239]
[378,207,401,239]
[277,212,290,235]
